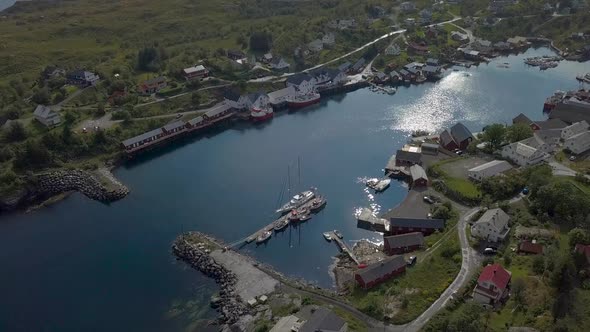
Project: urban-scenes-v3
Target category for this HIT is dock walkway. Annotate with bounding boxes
[330,232,360,265]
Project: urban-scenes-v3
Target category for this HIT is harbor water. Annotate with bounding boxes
[0,48,588,331]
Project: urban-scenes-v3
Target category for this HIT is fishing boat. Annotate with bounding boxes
[333,230,343,239]
[273,218,289,232]
[309,196,327,212]
[288,92,321,109]
[288,209,301,221]
[323,232,332,241]
[256,231,272,244]
[366,178,391,192]
[276,190,316,214]
[543,90,566,112]
[299,213,312,222]
[250,105,274,122]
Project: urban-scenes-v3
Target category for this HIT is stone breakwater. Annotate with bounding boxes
[36,169,129,202]
[172,233,248,324]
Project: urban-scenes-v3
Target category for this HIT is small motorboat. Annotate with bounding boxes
[366,178,391,192]
[274,219,289,232]
[323,232,332,241]
[333,230,343,239]
[299,213,312,222]
[256,231,272,244]
[310,196,327,212]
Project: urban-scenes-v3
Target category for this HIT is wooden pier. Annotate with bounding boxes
[329,231,360,265]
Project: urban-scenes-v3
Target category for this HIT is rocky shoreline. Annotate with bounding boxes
[0,168,129,213]
[172,232,248,325]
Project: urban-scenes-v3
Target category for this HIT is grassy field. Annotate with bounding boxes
[348,221,461,324]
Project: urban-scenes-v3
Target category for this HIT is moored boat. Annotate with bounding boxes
[288,92,321,109]
[309,196,327,212]
[288,210,300,221]
[299,213,312,222]
[366,178,391,192]
[256,231,272,244]
[323,232,332,241]
[276,190,316,214]
[250,106,274,122]
[333,230,343,239]
[274,218,289,232]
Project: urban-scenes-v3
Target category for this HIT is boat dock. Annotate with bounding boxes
[356,207,389,233]
[369,83,396,95]
[329,231,360,265]
[384,155,410,178]
[244,214,289,244]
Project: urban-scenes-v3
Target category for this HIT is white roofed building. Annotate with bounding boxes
[471,208,510,242]
[500,142,549,166]
[564,131,590,155]
[561,121,589,140]
[468,160,513,181]
[33,105,61,127]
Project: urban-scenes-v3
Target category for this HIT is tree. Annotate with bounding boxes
[137,46,162,72]
[5,121,27,142]
[506,123,533,143]
[568,228,589,247]
[532,255,545,275]
[482,123,506,151]
[433,206,451,219]
[32,88,50,105]
[447,303,484,332]
[512,277,526,307]
[249,31,273,52]
[13,140,52,169]
[191,92,201,106]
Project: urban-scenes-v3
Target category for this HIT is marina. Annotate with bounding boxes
[524,55,562,70]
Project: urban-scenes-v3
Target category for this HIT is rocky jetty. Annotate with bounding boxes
[36,169,129,202]
[172,233,248,324]
[0,169,129,213]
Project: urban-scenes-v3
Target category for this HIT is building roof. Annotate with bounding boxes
[389,217,446,228]
[268,86,296,102]
[246,92,266,103]
[188,116,204,126]
[575,244,590,262]
[422,65,439,73]
[567,130,590,145]
[535,129,562,142]
[550,101,590,124]
[338,62,352,72]
[299,307,346,332]
[141,76,166,86]
[286,73,313,86]
[512,113,532,125]
[351,58,366,71]
[421,142,439,150]
[468,160,512,175]
[450,122,474,143]
[270,57,288,66]
[534,118,568,130]
[399,69,410,76]
[478,263,511,291]
[564,120,589,135]
[223,89,241,102]
[409,164,428,181]
[439,129,457,147]
[518,241,544,254]
[183,65,206,74]
[390,70,401,78]
[396,150,422,163]
[122,128,164,147]
[33,105,56,119]
[205,104,232,118]
[426,58,439,65]
[67,70,96,80]
[513,142,539,158]
[355,255,406,283]
[384,232,424,249]
[163,120,186,132]
[475,208,510,232]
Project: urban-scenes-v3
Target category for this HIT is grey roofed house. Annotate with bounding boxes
[338,62,352,72]
[188,116,204,126]
[163,120,186,132]
[246,92,266,103]
[410,164,428,182]
[534,118,568,130]
[399,69,411,76]
[426,58,439,66]
[122,128,164,148]
[308,39,324,52]
[536,129,562,141]
[299,307,347,332]
[268,86,296,103]
[390,70,401,79]
[33,104,55,119]
[355,255,407,282]
[451,122,474,143]
[549,102,590,124]
[375,72,388,81]
[396,150,422,164]
[439,129,457,147]
[422,65,440,74]
[421,142,439,150]
[351,58,366,72]
[389,217,446,228]
[513,113,532,125]
[286,73,313,86]
[223,89,241,102]
[384,232,424,249]
[407,67,420,75]
[205,103,232,118]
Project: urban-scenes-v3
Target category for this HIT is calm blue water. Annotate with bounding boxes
[0,0,15,12]
[0,48,587,331]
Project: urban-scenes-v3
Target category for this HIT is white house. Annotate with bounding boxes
[285,73,316,94]
[564,131,590,155]
[518,133,559,154]
[561,121,589,140]
[270,57,290,70]
[468,160,513,181]
[268,86,296,107]
[33,105,61,127]
[245,92,270,110]
[471,208,510,242]
[308,39,324,53]
[500,142,549,166]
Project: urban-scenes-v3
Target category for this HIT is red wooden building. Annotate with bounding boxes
[384,232,424,255]
[355,255,406,289]
[388,217,445,236]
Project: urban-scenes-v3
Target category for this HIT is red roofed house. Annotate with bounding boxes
[408,42,429,55]
[137,76,167,95]
[517,241,544,255]
[575,244,590,267]
[355,256,406,289]
[383,232,424,255]
[472,264,511,306]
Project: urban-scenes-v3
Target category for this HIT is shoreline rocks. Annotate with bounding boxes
[172,232,248,324]
[0,169,129,213]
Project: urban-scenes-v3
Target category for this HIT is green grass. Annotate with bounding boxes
[445,177,481,199]
[330,306,369,332]
[348,226,461,324]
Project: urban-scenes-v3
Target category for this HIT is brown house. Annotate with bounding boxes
[517,241,543,255]
[409,165,428,187]
[384,232,424,255]
[395,150,422,166]
[355,255,406,289]
[388,217,445,236]
[137,76,167,95]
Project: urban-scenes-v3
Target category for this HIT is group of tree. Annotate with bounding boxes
[137,45,168,72]
[481,122,533,153]
[249,31,273,52]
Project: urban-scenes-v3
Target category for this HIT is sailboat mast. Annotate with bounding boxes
[298,156,301,187]
[287,165,291,195]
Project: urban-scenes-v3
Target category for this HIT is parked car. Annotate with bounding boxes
[570,155,576,161]
[175,113,183,119]
[407,256,417,266]
[423,196,435,204]
[483,247,497,255]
